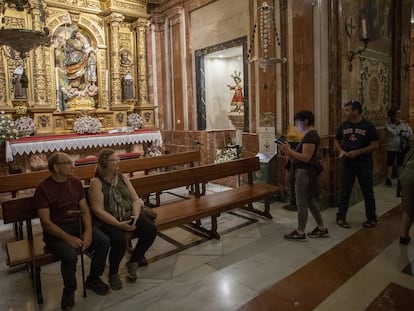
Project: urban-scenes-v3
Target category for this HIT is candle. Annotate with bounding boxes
[55,67,59,88]
[105,70,109,92]
[361,19,368,39]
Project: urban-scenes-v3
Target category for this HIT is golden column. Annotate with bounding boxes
[132,18,150,106]
[106,13,124,106]
[31,5,47,106]
[0,49,6,104]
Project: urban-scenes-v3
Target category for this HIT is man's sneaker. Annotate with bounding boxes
[108,273,122,290]
[336,219,351,228]
[307,227,329,238]
[363,220,377,228]
[385,179,392,186]
[85,277,110,295]
[400,236,411,245]
[284,230,307,241]
[61,291,75,310]
[126,261,138,281]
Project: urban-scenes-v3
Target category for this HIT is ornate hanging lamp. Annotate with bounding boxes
[0,0,51,57]
[248,1,286,72]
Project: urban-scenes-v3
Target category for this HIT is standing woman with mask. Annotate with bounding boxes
[278,110,328,241]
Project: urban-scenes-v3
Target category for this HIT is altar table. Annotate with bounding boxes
[5,130,163,162]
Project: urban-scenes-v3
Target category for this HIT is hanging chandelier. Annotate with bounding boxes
[248,1,286,72]
[0,0,51,57]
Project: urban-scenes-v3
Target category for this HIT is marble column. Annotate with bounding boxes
[106,13,125,106]
[132,18,150,107]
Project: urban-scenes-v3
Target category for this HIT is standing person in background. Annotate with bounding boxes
[88,149,157,289]
[384,107,413,194]
[34,152,110,310]
[335,100,379,229]
[399,147,414,245]
[278,110,328,241]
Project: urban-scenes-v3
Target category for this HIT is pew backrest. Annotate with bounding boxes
[0,150,201,196]
[130,156,260,198]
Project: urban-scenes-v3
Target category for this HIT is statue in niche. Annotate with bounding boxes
[86,51,97,84]
[122,71,134,100]
[54,24,98,110]
[12,64,28,99]
[227,71,244,113]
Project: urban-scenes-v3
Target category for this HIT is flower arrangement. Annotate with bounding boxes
[0,111,18,145]
[14,116,36,137]
[214,143,240,163]
[127,113,144,129]
[73,116,102,134]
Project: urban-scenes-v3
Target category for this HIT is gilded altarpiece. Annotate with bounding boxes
[0,0,155,134]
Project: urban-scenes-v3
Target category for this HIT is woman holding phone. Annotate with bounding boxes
[278,110,328,241]
[88,149,157,289]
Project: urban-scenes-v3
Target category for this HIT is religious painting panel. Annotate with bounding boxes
[358,55,390,126]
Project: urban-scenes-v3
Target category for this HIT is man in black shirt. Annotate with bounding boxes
[334,100,379,228]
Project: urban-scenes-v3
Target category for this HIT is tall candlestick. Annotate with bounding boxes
[361,19,368,39]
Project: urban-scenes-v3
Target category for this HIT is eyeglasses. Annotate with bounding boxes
[56,161,73,166]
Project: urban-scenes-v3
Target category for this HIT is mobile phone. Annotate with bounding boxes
[274,136,286,144]
[129,216,137,226]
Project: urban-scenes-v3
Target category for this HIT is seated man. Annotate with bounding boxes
[34,152,110,310]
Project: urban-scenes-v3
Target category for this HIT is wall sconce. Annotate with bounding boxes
[248,1,287,72]
[348,18,370,72]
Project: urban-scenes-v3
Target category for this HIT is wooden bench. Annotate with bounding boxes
[2,196,56,304]
[73,151,142,166]
[0,149,200,206]
[0,150,200,233]
[129,157,281,239]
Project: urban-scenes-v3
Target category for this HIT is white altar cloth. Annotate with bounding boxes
[5,130,163,162]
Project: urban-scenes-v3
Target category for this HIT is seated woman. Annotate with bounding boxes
[88,149,157,289]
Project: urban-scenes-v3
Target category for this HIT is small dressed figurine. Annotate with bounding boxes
[227,71,244,112]
[12,64,28,99]
[123,71,133,100]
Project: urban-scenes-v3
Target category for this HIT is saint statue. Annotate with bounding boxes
[123,71,134,100]
[227,71,244,112]
[12,64,28,99]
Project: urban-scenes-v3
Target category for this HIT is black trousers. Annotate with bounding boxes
[98,213,157,275]
[44,223,110,294]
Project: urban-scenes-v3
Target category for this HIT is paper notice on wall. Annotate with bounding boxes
[258,127,276,161]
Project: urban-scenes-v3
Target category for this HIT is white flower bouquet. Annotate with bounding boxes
[127,113,143,129]
[214,144,240,163]
[0,111,18,145]
[73,116,102,134]
[14,116,36,137]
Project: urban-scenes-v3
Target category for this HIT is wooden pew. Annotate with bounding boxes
[0,150,200,238]
[0,150,200,197]
[129,157,280,238]
[2,156,280,305]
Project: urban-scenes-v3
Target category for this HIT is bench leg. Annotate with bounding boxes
[242,202,273,219]
[186,215,220,239]
[13,221,24,240]
[29,262,44,305]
